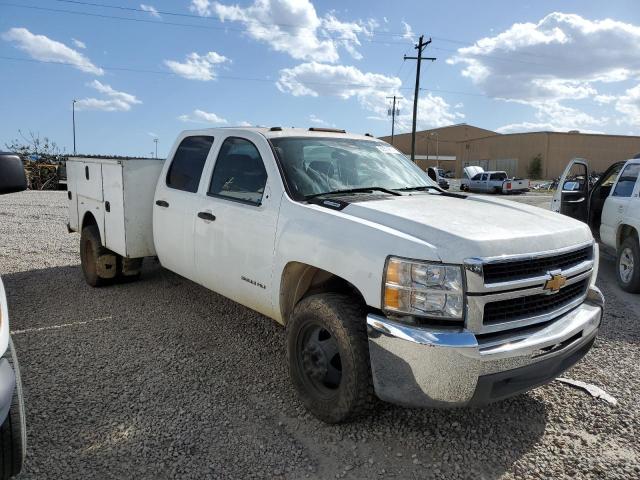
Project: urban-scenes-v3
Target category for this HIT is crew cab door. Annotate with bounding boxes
[551,159,589,223]
[153,135,215,278]
[601,162,640,247]
[193,133,280,317]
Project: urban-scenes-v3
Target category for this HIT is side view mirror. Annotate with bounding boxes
[0,153,28,194]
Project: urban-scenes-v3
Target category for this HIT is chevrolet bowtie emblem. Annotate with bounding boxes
[544,274,567,293]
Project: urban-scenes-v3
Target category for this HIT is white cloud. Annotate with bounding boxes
[140,4,161,18]
[448,13,640,102]
[401,21,415,43]
[72,38,86,49]
[192,0,373,62]
[178,109,228,124]
[308,114,334,127]
[237,120,253,126]
[2,27,103,75]
[75,80,141,111]
[497,101,605,134]
[449,12,640,134]
[164,51,229,80]
[277,62,462,129]
[615,84,640,125]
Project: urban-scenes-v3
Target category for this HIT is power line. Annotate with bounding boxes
[2,2,571,67]
[0,55,419,91]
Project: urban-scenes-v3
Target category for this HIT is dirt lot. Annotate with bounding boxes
[1,191,639,479]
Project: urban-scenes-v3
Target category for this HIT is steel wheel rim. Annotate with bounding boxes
[619,247,634,283]
[296,323,342,398]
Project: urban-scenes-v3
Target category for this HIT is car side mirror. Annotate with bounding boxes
[0,153,27,194]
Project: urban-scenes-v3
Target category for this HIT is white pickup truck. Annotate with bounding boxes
[552,157,640,292]
[461,166,530,194]
[67,127,604,423]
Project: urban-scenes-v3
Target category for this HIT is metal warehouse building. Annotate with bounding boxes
[381,124,640,179]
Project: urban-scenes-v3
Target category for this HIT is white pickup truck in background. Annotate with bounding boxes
[67,127,604,423]
[461,166,530,194]
[552,157,640,292]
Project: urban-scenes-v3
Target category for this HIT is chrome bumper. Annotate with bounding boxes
[367,286,604,408]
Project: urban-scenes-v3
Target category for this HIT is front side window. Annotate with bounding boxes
[471,173,482,181]
[480,173,488,181]
[166,136,214,192]
[208,137,268,205]
[613,164,640,197]
[270,137,435,199]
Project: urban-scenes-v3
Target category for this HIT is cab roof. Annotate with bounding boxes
[179,126,381,142]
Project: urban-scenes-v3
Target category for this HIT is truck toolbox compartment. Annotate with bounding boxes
[67,157,164,258]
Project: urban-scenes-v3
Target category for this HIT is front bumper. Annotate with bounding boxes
[366,286,603,408]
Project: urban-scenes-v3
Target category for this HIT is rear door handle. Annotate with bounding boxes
[155,200,169,208]
[197,211,216,221]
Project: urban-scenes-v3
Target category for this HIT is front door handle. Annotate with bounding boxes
[197,211,216,221]
[155,200,169,208]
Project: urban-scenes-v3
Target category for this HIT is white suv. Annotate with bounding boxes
[552,157,640,292]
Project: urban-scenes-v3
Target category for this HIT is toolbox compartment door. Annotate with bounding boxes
[102,162,127,256]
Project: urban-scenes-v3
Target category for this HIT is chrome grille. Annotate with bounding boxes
[464,242,595,335]
[483,279,589,325]
[482,245,593,284]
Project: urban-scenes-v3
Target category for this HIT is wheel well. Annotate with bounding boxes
[279,262,366,324]
[618,224,639,248]
[81,211,98,230]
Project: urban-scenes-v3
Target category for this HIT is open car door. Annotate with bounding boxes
[551,158,590,223]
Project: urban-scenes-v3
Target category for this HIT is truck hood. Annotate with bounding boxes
[342,193,592,263]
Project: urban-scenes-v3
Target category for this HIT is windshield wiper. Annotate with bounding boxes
[393,185,439,192]
[305,187,401,200]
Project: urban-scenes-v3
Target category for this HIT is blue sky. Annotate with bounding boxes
[1,0,640,157]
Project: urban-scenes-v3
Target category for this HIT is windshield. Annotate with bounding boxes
[270,137,435,199]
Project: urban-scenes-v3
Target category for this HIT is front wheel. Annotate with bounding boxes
[286,294,374,423]
[0,339,26,480]
[617,237,640,293]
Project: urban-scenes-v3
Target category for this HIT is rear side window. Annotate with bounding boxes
[166,135,214,192]
[612,164,640,197]
[208,137,268,206]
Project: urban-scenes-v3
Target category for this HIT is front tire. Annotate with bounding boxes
[0,340,26,480]
[287,294,374,423]
[617,237,640,293]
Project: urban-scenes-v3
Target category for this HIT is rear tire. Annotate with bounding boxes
[616,237,640,293]
[80,225,116,287]
[287,294,374,423]
[0,339,26,480]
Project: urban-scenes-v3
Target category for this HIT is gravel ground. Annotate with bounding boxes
[0,190,638,480]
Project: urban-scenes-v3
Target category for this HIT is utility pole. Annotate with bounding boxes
[72,99,77,155]
[154,138,158,159]
[404,35,436,162]
[386,95,401,145]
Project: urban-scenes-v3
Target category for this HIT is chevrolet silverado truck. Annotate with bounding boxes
[67,127,604,423]
[0,153,28,478]
[461,166,530,194]
[552,156,640,292]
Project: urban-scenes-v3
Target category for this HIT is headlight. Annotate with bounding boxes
[383,257,465,319]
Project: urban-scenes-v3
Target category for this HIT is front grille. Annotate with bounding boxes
[483,245,593,284]
[483,279,589,325]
